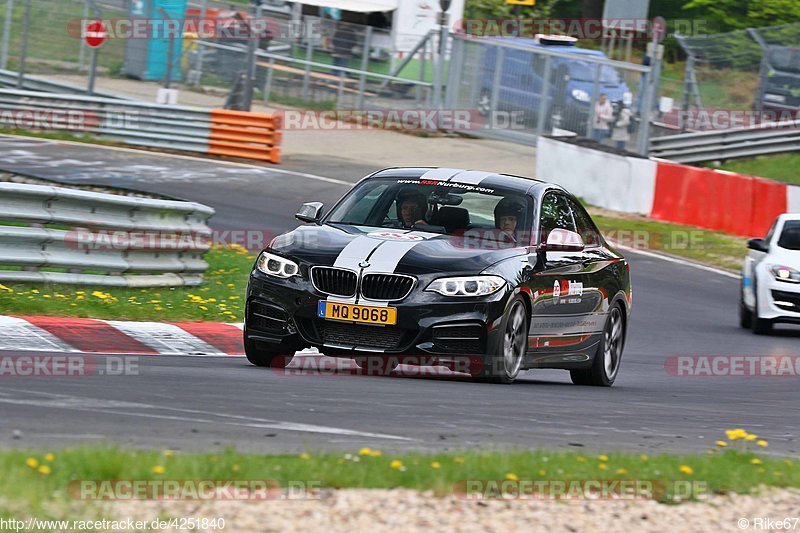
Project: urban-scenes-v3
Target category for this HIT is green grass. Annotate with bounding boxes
[591,211,747,271]
[1,437,796,514]
[713,154,800,185]
[0,247,254,322]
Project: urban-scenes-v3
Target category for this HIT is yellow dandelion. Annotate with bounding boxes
[453,457,465,464]
[0,283,14,293]
[538,469,546,476]
[598,463,608,470]
[751,458,762,465]
[576,456,587,463]
[726,429,747,441]
[358,448,372,456]
[431,462,441,469]
[598,455,609,462]
[37,465,51,475]
[679,465,694,475]
[299,453,311,460]
[616,468,628,475]
[163,450,175,458]
[25,457,39,469]
[370,450,382,457]
[715,441,727,447]
[232,464,240,472]
[390,460,404,470]
[151,465,165,475]
[44,453,55,462]
[757,440,768,448]
[505,472,519,481]
[744,434,757,442]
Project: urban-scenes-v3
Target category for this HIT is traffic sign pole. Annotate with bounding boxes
[83,15,108,95]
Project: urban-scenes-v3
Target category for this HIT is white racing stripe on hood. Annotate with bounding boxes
[327,235,384,304]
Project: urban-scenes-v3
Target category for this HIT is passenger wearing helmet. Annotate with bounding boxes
[494,196,526,235]
[396,189,429,228]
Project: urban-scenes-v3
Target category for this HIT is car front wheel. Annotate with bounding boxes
[571,304,625,387]
[482,296,528,384]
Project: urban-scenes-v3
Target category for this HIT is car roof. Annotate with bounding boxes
[485,37,608,58]
[778,213,800,222]
[367,167,559,196]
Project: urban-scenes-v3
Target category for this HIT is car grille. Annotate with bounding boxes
[771,289,800,312]
[311,267,358,297]
[360,273,415,301]
[432,324,484,354]
[314,320,405,350]
[248,301,288,331]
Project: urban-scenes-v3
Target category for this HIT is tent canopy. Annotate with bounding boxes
[292,0,398,13]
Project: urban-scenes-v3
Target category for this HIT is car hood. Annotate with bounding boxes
[268,223,527,276]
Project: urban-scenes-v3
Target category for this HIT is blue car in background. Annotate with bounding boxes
[478,37,632,134]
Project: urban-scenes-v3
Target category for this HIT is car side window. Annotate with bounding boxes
[565,197,601,247]
[765,220,777,243]
[540,193,576,241]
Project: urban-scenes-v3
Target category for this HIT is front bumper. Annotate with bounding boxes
[757,270,800,323]
[245,269,512,357]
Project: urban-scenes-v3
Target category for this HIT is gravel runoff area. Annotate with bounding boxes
[106,488,800,532]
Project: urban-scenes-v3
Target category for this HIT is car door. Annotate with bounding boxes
[526,192,593,353]
[563,196,615,338]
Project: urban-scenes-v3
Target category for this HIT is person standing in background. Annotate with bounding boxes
[593,93,613,142]
[611,103,632,150]
[331,23,356,77]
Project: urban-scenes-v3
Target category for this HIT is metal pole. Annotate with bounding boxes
[78,0,89,71]
[586,63,602,140]
[16,0,29,88]
[192,0,207,86]
[1,0,13,71]
[241,0,262,111]
[357,25,371,110]
[301,20,313,101]
[262,57,274,103]
[433,12,449,110]
[636,41,658,155]
[535,55,553,138]
[86,0,101,94]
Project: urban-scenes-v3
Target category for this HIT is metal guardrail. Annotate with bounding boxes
[0,69,129,99]
[0,89,282,162]
[649,119,800,163]
[0,182,215,287]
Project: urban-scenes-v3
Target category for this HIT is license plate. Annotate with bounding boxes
[317,301,397,325]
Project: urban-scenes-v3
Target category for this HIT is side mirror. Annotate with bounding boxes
[541,228,585,252]
[747,238,769,253]
[295,202,324,224]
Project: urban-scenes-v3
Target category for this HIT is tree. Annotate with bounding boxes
[683,0,800,32]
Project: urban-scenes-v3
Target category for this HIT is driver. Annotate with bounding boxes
[396,189,429,228]
[494,196,526,235]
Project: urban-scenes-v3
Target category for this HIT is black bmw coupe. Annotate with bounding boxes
[244,167,631,385]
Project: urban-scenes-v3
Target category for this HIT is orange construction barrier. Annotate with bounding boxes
[208,109,282,164]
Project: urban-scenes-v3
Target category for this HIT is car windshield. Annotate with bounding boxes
[769,47,800,74]
[778,220,800,250]
[325,177,533,242]
[568,62,621,84]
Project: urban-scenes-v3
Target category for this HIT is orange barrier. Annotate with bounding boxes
[651,162,786,237]
[208,109,282,164]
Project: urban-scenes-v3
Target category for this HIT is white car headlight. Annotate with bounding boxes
[571,89,590,102]
[257,252,299,278]
[764,93,786,103]
[769,264,800,283]
[426,275,506,297]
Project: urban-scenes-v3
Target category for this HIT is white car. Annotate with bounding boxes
[741,213,800,334]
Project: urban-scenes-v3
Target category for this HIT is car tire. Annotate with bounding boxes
[750,288,773,335]
[570,303,625,387]
[244,335,292,368]
[483,296,528,384]
[739,289,753,329]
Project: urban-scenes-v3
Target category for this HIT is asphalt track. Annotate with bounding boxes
[0,137,798,455]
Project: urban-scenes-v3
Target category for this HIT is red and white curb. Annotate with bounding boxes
[0,316,246,356]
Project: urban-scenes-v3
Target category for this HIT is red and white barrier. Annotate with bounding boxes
[536,137,800,237]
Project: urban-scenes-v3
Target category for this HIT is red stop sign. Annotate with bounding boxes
[84,20,107,48]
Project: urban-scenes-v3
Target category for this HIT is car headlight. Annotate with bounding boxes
[764,93,786,103]
[571,89,590,102]
[769,265,800,283]
[256,252,299,278]
[426,275,506,297]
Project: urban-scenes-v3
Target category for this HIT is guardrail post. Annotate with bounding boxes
[489,47,504,125]
[263,57,274,103]
[585,63,601,141]
[535,55,553,138]
[357,26,372,110]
